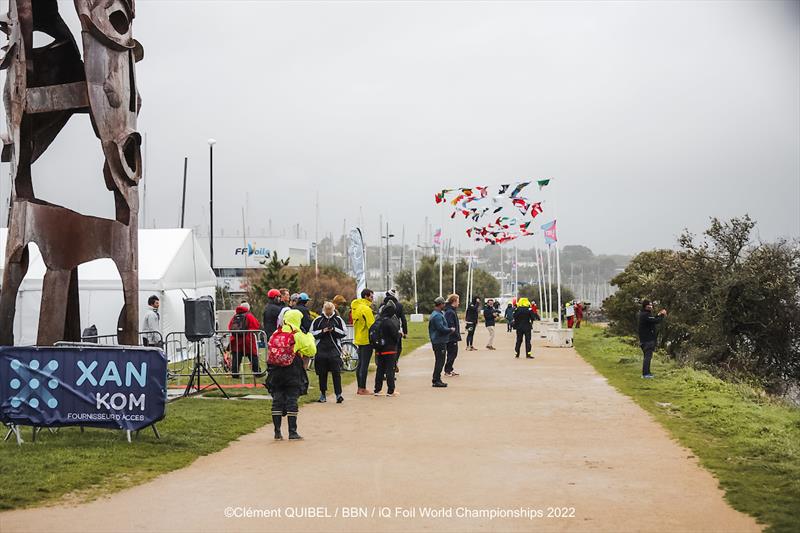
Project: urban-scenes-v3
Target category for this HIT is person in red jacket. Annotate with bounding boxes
[228,302,262,377]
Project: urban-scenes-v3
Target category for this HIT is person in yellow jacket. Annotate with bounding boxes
[350,288,376,395]
[266,309,316,440]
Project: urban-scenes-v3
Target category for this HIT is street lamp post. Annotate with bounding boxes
[208,138,216,271]
[382,222,394,291]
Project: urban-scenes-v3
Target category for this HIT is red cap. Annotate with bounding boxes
[267,289,281,299]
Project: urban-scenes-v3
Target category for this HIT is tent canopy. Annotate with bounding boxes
[0,228,216,345]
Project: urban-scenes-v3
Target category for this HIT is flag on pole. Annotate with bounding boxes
[541,220,557,245]
[433,228,442,245]
[537,179,551,190]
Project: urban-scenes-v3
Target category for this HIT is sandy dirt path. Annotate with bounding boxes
[1,327,760,532]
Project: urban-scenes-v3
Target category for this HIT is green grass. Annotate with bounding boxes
[574,324,800,533]
[0,322,430,510]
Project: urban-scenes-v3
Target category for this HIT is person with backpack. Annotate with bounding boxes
[464,297,480,351]
[504,302,515,332]
[228,302,261,378]
[383,288,407,373]
[512,297,535,359]
[372,300,402,396]
[351,288,376,396]
[262,288,284,340]
[266,309,316,440]
[444,294,461,377]
[310,301,347,404]
[429,296,454,388]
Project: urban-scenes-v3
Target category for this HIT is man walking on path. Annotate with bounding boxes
[512,297,534,359]
[429,296,454,387]
[638,299,667,378]
[483,298,500,350]
[142,295,162,347]
[464,297,480,351]
[351,289,376,395]
[373,300,402,396]
[444,294,461,376]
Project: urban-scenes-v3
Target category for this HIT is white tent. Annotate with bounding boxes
[0,228,216,346]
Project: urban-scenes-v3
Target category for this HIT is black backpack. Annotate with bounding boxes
[231,312,248,331]
[368,317,385,349]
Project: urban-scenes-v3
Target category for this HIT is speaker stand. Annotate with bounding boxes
[183,341,230,399]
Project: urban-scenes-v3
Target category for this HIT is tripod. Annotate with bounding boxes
[183,340,230,399]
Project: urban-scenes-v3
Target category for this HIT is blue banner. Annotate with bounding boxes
[0,346,167,431]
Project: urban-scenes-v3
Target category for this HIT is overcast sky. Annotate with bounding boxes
[1,0,798,255]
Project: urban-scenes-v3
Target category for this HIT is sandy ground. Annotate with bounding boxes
[0,327,760,532]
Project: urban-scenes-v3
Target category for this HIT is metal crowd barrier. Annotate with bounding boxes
[79,331,164,347]
[164,329,268,388]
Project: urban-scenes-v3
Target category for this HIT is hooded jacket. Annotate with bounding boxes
[383,292,408,335]
[265,309,313,395]
[513,298,534,331]
[228,305,260,355]
[465,299,480,323]
[310,312,347,358]
[262,299,285,340]
[350,297,375,346]
[504,304,514,321]
[428,308,452,345]
[444,303,461,343]
[376,301,402,354]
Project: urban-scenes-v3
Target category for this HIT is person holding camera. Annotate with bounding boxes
[311,301,348,404]
[638,300,667,378]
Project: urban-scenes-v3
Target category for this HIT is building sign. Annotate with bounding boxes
[0,346,167,431]
[234,243,271,257]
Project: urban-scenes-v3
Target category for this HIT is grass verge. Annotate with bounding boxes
[0,322,430,510]
[574,324,800,533]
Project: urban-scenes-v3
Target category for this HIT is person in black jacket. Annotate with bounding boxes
[383,289,408,372]
[444,294,462,376]
[512,298,535,359]
[638,300,667,378]
[374,300,402,396]
[484,299,500,350]
[464,297,480,351]
[295,292,313,333]
[310,302,348,403]
[262,289,285,340]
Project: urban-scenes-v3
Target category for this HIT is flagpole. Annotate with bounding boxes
[412,245,418,314]
[534,242,544,316]
[556,235,563,328]
[514,245,518,297]
[547,244,553,321]
[452,243,457,295]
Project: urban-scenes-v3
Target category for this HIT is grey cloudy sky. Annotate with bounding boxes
[2,0,798,255]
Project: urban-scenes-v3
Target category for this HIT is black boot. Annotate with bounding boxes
[272,415,283,440]
[288,415,302,440]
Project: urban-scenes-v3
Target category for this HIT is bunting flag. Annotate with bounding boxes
[541,220,557,245]
[509,182,531,198]
[433,179,554,243]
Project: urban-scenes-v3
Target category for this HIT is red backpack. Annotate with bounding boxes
[267,330,296,367]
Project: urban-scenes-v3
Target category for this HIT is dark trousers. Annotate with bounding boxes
[232,350,261,377]
[445,341,458,373]
[641,340,656,375]
[374,352,397,394]
[507,322,513,332]
[394,338,403,368]
[515,329,532,356]
[465,323,475,347]
[432,343,447,383]
[356,344,374,389]
[315,357,342,396]
[271,388,300,416]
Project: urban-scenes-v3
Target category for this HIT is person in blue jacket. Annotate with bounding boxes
[428,296,454,388]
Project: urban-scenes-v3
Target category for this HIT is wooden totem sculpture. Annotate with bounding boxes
[0,0,143,345]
